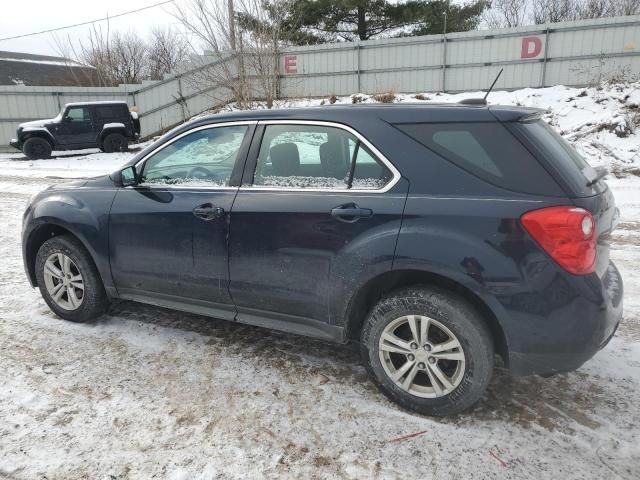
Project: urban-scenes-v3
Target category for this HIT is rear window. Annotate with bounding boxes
[395,122,563,196]
[515,119,604,197]
[95,105,126,120]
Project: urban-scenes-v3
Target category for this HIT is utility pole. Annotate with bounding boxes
[228,0,236,51]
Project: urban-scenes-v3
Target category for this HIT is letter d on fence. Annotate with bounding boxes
[521,37,542,59]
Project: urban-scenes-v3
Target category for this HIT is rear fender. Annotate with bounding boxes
[99,123,127,144]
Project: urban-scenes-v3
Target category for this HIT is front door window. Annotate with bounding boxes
[141,125,248,187]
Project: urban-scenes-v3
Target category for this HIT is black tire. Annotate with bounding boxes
[102,133,128,153]
[361,286,494,416]
[35,235,109,322]
[23,137,52,159]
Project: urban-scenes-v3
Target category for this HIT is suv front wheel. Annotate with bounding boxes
[361,286,494,416]
[35,235,109,322]
[23,137,52,159]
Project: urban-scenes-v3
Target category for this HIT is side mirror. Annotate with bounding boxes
[120,166,138,187]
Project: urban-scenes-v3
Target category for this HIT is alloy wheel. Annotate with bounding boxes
[43,253,85,310]
[378,315,466,398]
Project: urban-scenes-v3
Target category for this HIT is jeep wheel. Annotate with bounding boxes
[23,137,52,159]
[103,133,128,153]
[361,286,494,416]
[35,235,109,322]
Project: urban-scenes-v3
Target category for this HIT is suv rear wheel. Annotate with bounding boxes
[23,137,52,159]
[361,286,494,416]
[102,133,128,153]
[35,235,109,322]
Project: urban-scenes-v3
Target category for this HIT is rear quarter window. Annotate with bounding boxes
[395,122,563,196]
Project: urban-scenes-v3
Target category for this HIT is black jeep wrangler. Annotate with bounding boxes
[10,101,141,159]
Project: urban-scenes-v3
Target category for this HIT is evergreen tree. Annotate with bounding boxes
[237,0,489,45]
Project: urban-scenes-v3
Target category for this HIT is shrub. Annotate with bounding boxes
[373,91,396,103]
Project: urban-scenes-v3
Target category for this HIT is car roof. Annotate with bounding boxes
[64,101,129,107]
[193,103,544,125]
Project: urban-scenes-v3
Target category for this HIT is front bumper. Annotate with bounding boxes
[505,261,623,377]
[10,138,21,150]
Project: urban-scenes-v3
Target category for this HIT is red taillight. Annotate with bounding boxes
[520,206,596,275]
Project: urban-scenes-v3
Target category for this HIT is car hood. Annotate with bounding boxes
[46,178,89,190]
[19,116,59,129]
[46,174,114,191]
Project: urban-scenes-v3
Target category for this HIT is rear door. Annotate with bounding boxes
[228,121,408,339]
[109,122,254,320]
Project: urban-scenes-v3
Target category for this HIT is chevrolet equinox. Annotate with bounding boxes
[22,104,623,416]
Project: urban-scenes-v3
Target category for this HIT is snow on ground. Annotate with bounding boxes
[0,84,639,479]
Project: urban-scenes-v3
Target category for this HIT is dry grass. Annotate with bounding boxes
[373,91,396,103]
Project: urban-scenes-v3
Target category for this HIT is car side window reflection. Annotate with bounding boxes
[141,125,248,187]
[253,124,392,190]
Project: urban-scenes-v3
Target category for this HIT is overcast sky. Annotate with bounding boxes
[0,0,181,57]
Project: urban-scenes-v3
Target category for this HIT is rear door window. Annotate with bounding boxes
[252,124,393,190]
[395,122,563,196]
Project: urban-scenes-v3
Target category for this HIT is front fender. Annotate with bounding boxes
[23,187,118,292]
[21,127,56,145]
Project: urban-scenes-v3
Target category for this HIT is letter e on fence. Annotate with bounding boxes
[521,37,542,59]
[284,55,298,74]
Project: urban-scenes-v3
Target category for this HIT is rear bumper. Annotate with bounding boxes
[10,138,21,150]
[506,261,623,377]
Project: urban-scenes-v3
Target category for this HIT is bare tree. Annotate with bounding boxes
[110,31,149,84]
[54,25,150,86]
[577,0,616,18]
[613,0,640,15]
[147,26,190,80]
[172,0,286,108]
[532,0,580,24]
[172,0,250,107]
[483,0,528,28]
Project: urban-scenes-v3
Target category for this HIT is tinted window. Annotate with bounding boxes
[141,125,248,186]
[95,105,124,120]
[396,122,562,196]
[253,124,393,190]
[516,119,602,197]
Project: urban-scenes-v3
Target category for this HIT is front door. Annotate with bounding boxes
[55,105,95,145]
[228,122,407,338]
[109,123,254,320]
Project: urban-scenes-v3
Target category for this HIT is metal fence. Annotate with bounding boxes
[1,14,639,151]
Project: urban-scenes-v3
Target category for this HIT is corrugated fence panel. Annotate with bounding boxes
[0,15,638,150]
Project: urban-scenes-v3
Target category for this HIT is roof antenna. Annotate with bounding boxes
[459,68,504,105]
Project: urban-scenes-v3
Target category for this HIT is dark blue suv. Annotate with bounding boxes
[22,104,623,416]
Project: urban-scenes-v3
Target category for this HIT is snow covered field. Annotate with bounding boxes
[0,84,639,479]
